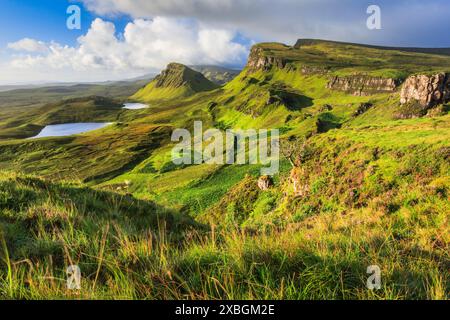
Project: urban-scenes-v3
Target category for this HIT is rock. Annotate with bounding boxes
[246,46,288,73]
[400,73,450,108]
[327,75,398,96]
[301,65,328,75]
[257,175,274,191]
[290,167,310,197]
[426,105,447,117]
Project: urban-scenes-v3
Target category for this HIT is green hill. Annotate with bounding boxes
[190,65,241,85]
[131,63,219,103]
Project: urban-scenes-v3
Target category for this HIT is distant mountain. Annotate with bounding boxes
[0,80,149,110]
[0,74,156,93]
[131,63,218,103]
[190,65,241,85]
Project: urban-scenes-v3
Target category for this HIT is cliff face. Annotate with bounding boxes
[400,73,450,107]
[246,46,288,73]
[326,75,399,96]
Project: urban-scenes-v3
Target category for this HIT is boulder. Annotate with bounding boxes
[257,175,274,191]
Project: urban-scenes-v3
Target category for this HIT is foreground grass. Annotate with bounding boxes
[0,167,447,300]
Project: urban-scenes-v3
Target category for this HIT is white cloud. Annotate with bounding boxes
[80,0,450,46]
[7,38,49,53]
[1,17,249,84]
[79,0,372,44]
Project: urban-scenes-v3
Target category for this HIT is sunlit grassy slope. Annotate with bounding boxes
[131,63,218,103]
[0,40,449,299]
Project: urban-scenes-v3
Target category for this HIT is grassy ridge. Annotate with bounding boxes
[255,40,450,78]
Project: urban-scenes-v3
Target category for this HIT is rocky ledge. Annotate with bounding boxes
[326,75,399,96]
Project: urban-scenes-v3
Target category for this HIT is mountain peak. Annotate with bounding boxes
[131,62,218,103]
[154,63,217,91]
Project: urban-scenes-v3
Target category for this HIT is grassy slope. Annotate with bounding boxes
[0,172,199,299]
[0,96,126,139]
[131,63,218,103]
[0,41,449,299]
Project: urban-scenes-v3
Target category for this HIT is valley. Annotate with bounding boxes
[0,40,448,300]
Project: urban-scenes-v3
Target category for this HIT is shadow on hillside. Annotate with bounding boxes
[0,175,205,262]
[268,88,314,111]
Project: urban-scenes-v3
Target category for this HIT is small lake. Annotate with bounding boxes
[123,102,149,110]
[30,123,112,139]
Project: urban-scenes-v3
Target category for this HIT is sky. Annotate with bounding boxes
[1,0,450,85]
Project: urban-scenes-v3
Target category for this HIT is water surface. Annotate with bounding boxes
[123,102,149,110]
[31,123,112,139]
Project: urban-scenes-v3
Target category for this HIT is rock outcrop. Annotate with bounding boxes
[257,176,274,191]
[246,46,288,73]
[327,75,399,96]
[400,73,450,108]
[301,65,328,75]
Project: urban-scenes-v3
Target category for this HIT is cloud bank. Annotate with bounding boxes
[3,0,450,84]
[80,0,450,46]
[3,17,248,84]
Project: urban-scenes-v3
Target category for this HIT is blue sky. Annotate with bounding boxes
[0,0,131,47]
[1,0,450,85]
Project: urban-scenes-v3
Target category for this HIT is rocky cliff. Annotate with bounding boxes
[326,75,399,96]
[246,46,288,73]
[400,73,450,107]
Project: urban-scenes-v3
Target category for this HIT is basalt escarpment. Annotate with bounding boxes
[400,73,450,108]
[246,46,328,75]
[246,46,289,73]
[326,75,399,96]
